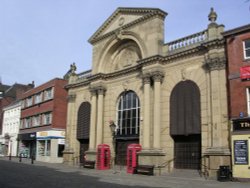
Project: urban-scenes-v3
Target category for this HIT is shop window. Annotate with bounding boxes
[244,39,250,59]
[58,144,65,157]
[38,140,51,156]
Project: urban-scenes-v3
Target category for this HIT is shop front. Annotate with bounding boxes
[18,132,36,158]
[231,118,250,179]
[36,130,65,163]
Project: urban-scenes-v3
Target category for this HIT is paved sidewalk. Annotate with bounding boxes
[1,156,250,188]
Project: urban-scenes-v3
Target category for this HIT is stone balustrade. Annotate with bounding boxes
[167,30,207,52]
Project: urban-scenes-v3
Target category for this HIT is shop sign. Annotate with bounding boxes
[58,139,65,145]
[37,131,65,139]
[233,119,250,131]
[234,140,248,165]
[240,66,250,79]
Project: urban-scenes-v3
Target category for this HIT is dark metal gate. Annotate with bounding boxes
[174,136,201,169]
[79,140,89,164]
[115,139,138,166]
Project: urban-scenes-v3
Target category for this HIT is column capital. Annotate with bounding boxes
[142,75,151,85]
[97,86,106,95]
[204,57,226,71]
[152,71,164,82]
[67,94,76,103]
[89,88,97,97]
[89,86,106,95]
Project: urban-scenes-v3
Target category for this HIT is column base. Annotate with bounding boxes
[85,149,97,161]
[63,148,75,165]
[203,147,231,178]
[138,149,166,175]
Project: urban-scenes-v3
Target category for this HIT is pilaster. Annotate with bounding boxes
[152,72,164,149]
[142,75,151,149]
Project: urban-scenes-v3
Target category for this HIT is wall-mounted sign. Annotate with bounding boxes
[233,119,250,131]
[240,66,250,80]
[234,140,248,165]
[37,131,65,140]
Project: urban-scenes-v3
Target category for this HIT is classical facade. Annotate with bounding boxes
[64,8,230,177]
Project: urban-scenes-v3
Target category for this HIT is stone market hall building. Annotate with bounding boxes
[63,8,230,177]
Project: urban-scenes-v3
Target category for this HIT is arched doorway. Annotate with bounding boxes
[170,80,201,169]
[115,91,140,165]
[77,102,91,164]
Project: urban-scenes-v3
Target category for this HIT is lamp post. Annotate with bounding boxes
[109,120,117,173]
[109,120,116,137]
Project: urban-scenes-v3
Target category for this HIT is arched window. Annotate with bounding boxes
[77,102,91,140]
[116,91,140,136]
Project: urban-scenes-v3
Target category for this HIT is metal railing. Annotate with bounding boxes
[154,158,175,175]
[199,163,209,180]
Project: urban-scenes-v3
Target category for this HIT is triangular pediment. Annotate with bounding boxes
[89,7,167,44]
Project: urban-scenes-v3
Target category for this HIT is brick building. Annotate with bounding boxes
[0,83,34,134]
[0,83,34,155]
[223,24,250,179]
[18,78,68,163]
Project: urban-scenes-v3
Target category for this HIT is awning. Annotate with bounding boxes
[240,66,250,79]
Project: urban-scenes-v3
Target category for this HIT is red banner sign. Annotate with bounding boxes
[240,66,250,79]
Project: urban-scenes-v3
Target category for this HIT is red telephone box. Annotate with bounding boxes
[127,144,142,174]
[96,144,111,170]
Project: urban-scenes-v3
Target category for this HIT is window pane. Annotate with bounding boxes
[245,40,250,48]
[246,49,250,58]
[127,110,131,119]
[244,40,250,58]
[123,97,126,109]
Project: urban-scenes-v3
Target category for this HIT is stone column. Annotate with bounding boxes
[96,87,105,146]
[152,72,164,149]
[143,76,151,149]
[205,57,226,148]
[63,94,76,164]
[89,89,97,151]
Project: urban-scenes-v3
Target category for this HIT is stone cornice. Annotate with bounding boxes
[162,38,224,65]
[66,38,225,89]
[66,64,142,89]
[89,8,167,44]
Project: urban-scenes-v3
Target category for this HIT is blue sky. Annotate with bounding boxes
[0,0,249,86]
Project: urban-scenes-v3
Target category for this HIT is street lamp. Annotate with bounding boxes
[109,120,118,173]
[109,120,116,137]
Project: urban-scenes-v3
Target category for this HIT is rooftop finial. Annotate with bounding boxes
[70,62,77,74]
[208,7,217,23]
